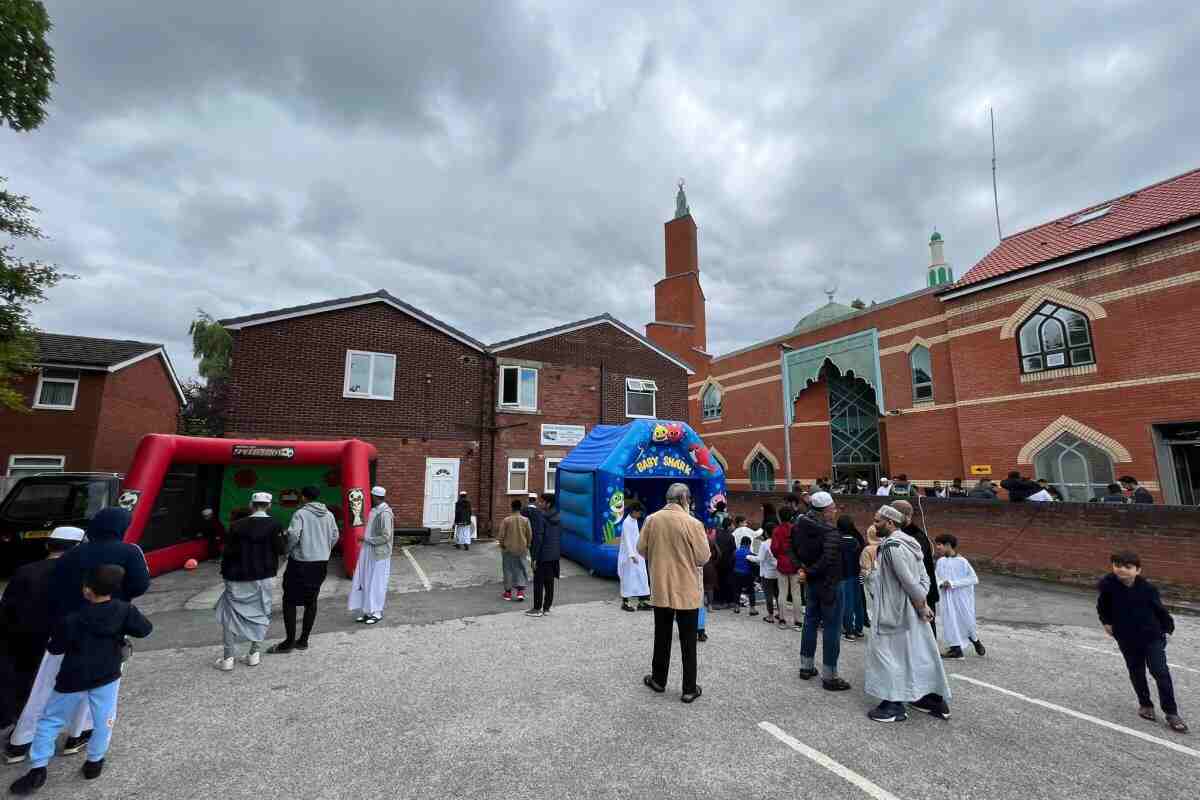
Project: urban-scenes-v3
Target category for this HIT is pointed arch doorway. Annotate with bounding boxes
[825,364,882,489]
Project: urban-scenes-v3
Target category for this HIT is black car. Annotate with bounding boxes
[0,473,121,575]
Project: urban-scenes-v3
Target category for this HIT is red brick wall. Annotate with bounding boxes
[0,370,105,474]
[725,491,1200,594]
[93,355,181,473]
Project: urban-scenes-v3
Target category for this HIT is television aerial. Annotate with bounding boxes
[823,280,839,304]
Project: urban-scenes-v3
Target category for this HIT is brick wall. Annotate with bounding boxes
[0,370,105,474]
[725,490,1200,594]
[93,355,181,473]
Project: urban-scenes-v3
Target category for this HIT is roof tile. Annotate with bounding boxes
[34,332,161,368]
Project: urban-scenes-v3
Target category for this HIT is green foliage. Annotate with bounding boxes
[189,311,232,381]
[179,377,229,437]
[0,0,55,132]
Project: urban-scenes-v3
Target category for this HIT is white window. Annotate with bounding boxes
[499,366,538,411]
[343,350,396,400]
[545,458,562,493]
[625,377,657,418]
[7,455,66,479]
[701,384,722,420]
[507,458,529,494]
[34,369,79,410]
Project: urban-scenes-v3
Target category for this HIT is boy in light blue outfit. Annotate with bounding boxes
[9,565,153,796]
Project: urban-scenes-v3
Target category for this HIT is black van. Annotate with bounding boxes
[0,473,121,575]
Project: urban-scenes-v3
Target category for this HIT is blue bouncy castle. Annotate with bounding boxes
[556,419,726,577]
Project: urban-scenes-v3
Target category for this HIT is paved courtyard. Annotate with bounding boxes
[4,543,1196,799]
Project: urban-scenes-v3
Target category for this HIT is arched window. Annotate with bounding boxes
[938,267,948,284]
[910,345,933,402]
[1017,302,1095,374]
[701,384,722,420]
[1033,432,1114,502]
[749,453,775,491]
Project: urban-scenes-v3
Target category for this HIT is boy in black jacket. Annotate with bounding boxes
[1097,551,1188,734]
[9,565,153,795]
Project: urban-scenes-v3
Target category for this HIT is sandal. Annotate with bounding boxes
[1138,706,1156,722]
[364,616,381,625]
[1167,715,1189,733]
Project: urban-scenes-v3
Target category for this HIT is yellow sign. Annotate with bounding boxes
[21,529,52,540]
[969,465,992,476]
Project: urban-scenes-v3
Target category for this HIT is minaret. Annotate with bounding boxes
[927,230,953,287]
[646,180,708,368]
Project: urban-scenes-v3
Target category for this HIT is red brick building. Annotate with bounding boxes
[221,294,692,533]
[0,333,185,482]
[651,167,1200,505]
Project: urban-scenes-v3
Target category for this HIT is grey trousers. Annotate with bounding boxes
[502,552,529,591]
[223,627,262,660]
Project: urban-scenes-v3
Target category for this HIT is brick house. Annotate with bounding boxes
[664,167,1200,505]
[220,294,693,533]
[0,333,185,482]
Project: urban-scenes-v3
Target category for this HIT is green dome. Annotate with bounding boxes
[930,231,943,242]
[793,301,856,332]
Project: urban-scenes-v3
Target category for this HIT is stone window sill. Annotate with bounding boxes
[1019,363,1099,384]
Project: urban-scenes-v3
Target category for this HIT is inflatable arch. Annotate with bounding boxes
[556,420,725,577]
[121,434,378,577]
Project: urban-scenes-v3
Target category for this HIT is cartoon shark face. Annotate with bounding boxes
[117,490,141,512]
[652,424,669,443]
[665,422,685,443]
[608,489,624,521]
[708,492,727,513]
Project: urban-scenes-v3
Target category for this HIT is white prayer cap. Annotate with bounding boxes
[459,491,468,496]
[878,505,905,524]
[251,491,272,504]
[371,486,387,497]
[49,526,85,543]
[528,492,538,500]
[879,477,890,484]
[809,491,834,509]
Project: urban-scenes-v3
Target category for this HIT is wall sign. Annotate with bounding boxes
[541,424,586,447]
[969,464,992,476]
[232,444,296,460]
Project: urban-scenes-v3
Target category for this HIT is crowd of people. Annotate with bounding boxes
[810,472,1157,504]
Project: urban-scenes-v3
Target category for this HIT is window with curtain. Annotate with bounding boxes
[343,351,396,400]
[750,453,775,491]
[35,368,80,409]
[910,345,933,402]
[701,384,722,420]
[499,365,538,411]
[1033,432,1114,502]
[1017,302,1095,374]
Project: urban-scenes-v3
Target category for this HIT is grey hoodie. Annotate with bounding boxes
[286,502,340,562]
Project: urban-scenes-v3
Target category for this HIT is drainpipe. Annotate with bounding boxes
[599,359,607,424]
[478,353,488,531]
[779,344,794,487]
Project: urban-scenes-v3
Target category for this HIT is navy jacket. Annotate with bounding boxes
[50,508,150,623]
[1097,574,1174,644]
[49,598,152,693]
[531,506,562,563]
[221,515,287,582]
[1,559,57,640]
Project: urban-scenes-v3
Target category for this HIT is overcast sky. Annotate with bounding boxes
[8,1,1200,380]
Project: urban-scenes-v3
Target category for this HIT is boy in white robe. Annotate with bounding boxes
[349,487,394,624]
[618,502,650,611]
[934,534,986,659]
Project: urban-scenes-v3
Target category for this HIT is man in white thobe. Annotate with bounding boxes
[618,502,650,611]
[349,487,394,624]
[934,533,986,659]
[875,478,892,496]
[863,504,952,723]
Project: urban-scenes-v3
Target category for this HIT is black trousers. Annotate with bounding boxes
[281,559,328,645]
[533,561,557,612]
[738,574,757,608]
[652,607,699,693]
[1118,636,1178,715]
[763,577,779,617]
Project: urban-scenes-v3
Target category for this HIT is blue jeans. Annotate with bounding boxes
[30,679,120,767]
[800,587,845,675]
[841,578,864,634]
[698,603,707,631]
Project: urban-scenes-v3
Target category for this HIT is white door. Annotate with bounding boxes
[423,458,460,530]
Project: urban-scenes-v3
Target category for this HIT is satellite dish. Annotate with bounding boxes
[823,280,839,304]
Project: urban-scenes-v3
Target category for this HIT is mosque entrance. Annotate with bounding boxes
[827,370,881,485]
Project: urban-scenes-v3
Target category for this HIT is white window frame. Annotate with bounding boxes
[7,454,66,477]
[544,458,562,493]
[499,365,538,411]
[342,350,396,401]
[506,457,529,495]
[625,377,657,419]
[33,369,79,411]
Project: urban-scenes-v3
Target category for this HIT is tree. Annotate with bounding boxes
[850,298,866,310]
[189,310,232,381]
[0,1,55,131]
[181,311,233,435]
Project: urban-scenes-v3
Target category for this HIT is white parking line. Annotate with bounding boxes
[758,722,904,800]
[402,547,432,591]
[1073,643,1200,675]
[951,675,1200,759]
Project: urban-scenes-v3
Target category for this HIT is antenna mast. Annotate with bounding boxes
[991,106,1002,241]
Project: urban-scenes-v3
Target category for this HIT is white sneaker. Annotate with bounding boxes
[244,651,261,667]
[213,656,234,671]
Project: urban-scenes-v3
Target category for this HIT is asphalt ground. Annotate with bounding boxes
[3,544,1196,800]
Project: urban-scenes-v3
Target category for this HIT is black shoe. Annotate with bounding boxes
[294,640,309,651]
[822,677,852,692]
[267,641,294,654]
[749,610,759,617]
[868,701,907,723]
[941,646,964,660]
[62,729,93,755]
[5,742,30,765]
[697,631,708,642]
[798,668,818,681]
[681,686,703,704]
[843,632,857,642]
[643,674,665,694]
[909,693,951,720]
[637,602,652,611]
[972,638,986,657]
[9,767,46,796]
[464,545,469,551]
[621,603,636,613]
[454,544,461,550]
[82,759,104,780]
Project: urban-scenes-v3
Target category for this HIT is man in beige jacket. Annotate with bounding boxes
[638,482,710,703]
[497,500,532,602]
